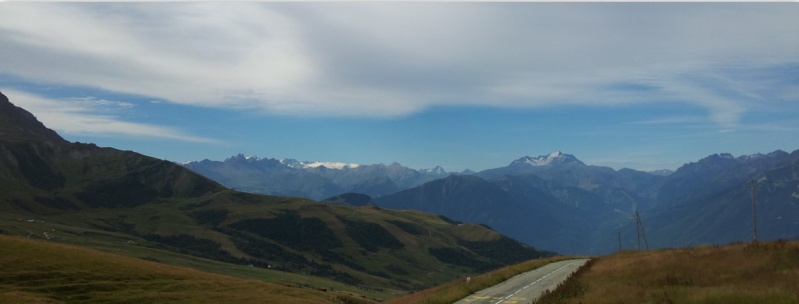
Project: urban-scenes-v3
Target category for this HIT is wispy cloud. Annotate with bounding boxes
[1,3,797,127]
[2,88,218,143]
[741,122,799,133]
[629,116,705,125]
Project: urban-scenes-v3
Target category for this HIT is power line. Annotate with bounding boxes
[635,210,649,250]
[749,179,758,243]
[637,176,772,219]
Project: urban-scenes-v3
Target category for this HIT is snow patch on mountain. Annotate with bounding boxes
[700,151,785,164]
[649,169,674,176]
[279,158,359,169]
[513,151,582,167]
[420,166,447,175]
[304,161,360,169]
[459,169,477,175]
[738,153,765,161]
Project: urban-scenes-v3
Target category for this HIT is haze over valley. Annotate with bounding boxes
[184,149,799,255]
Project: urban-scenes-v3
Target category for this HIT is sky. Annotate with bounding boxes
[1,2,798,172]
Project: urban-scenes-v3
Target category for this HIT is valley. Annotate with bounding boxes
[2,89,798,303]
[185,150,799,255]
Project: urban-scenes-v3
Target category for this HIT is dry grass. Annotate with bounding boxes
[0,235,374,304]
[558,241,799,304]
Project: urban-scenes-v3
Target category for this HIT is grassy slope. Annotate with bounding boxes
[546,241,799,304]
[0,211,391,301]
[0,235,372,304]
[131,193,534,291]
[0,195,549,301]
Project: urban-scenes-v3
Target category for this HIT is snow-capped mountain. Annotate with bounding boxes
[477,151,589,180]
[459,169,478,175]
[648,169,674,176]
[420,166,447,175]
[510,151,584,167]
[378,149,799,254]
[280,158,360,170]
[183,154,449,200]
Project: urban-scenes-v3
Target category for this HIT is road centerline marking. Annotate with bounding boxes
[492,262,579,304]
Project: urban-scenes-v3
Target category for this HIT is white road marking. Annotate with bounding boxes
[492,262,579,304]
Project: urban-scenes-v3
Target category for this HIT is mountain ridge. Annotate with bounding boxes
[180,145,799,253]
[509,151,585,167]
[376,148,799,254]
[183,154,453,200]
[0,92,65,145]
[182,150,668,202]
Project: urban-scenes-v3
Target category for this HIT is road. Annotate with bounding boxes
[454,259,589,304]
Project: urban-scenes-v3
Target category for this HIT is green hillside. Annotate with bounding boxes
[0,191,549,296]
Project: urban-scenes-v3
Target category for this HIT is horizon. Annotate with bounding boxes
[1,3,798,172]
[182,149,795,174]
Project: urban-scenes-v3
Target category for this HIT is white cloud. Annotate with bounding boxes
[60,96,136,109]
[1,3,797,125]
[1,88,217,143]
[0,3,316,109]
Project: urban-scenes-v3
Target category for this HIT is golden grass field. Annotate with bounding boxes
[0,235,373,304]
[537,240,799,304]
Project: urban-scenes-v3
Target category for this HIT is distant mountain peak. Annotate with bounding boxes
[739,150,787,161]
[279,158,300,167]
[0,91,66,144]
[421,166,447,175]
[459,169,477,175]
[276,158,359,170]
[511,151,584,167]
[303,161,360,170]
[699,151,786,164]
[224,153,260,163]
[649,169,674,176]
[717,153,735,159]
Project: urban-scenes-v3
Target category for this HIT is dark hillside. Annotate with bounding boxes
[0,92,64,144]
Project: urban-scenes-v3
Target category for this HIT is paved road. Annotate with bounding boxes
[454,259,589,304]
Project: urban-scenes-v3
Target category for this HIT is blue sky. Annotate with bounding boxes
[1,3,798,172]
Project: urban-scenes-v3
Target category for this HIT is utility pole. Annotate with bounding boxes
[749,179,758,243]
[618,230,622,252]
[636,214,640,250]
[635,211,649,250]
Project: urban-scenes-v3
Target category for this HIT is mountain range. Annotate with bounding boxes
[5,83,796,260]
[187,149,799,255]
[379,150,799,254]
[183,155,452,200]
[0,91,552,296]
